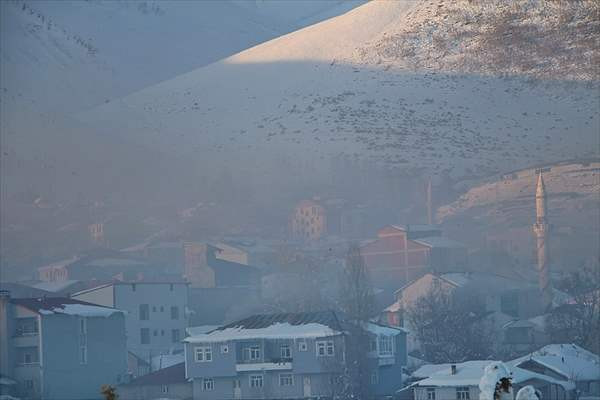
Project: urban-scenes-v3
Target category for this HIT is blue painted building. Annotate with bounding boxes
[72,281,189,362]
[0,291,127,400]
[183,311,407,399]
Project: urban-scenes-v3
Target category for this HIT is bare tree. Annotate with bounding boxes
[335,244,376,400]
[546,265,600,354]
[406,280,494,363]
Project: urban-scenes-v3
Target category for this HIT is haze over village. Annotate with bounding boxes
[0,1,598,400]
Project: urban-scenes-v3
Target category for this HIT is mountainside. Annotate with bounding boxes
[1,0,362,112]
[80,0,599,181]
[356,0,600,81]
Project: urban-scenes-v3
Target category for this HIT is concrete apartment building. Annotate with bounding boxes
[72,281,189,362]
[0,291,127,400]
[183,311,407,399]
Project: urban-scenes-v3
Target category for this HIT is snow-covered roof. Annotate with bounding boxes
[33,280,80,293]
[185,322,342,343]
[412,360,575,390]
[383,299,401,313]
[510,344,600,381]
[413,236,465,248]
[186,325,221,336]
[11,297,123,317]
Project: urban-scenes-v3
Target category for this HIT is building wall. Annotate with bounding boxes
[75,283,189,361]
[290,201,327,241]
[361,228,431,289]
[41,313,127,400]
[414,386,478,400]
[73,284,115,307]
[118,382,192,400]
[115,283,188,361]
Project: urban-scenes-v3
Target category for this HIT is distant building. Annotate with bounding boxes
[290,199,327,241]
[37,248,160,283]
[183,311,407,399]
[118,362,192,400]
[72,281,189,362]
[382,272,569,354]
[0,292,127,400]
[184,243,260,288]
[408,360,574,400]
[360,225,467,290]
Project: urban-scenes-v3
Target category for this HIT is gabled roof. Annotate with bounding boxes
[413,236,465,249]
[11,297,122,317]
[510,344,600,381]
[411,360,575,390]
[122,362,187,386]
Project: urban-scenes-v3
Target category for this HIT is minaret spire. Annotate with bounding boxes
[426,177,433,225]
[533,171,552,311]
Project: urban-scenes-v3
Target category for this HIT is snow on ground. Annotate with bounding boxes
[184,322,342,343]
[79,0,599,181]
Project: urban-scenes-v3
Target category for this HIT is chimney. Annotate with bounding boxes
[451,364,457,375]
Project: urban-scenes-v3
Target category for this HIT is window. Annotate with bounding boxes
[427,388,436,400]
[279,373,294,386]
[280,344,291,359]
[370,371,378,384]
[139,304,149,320]
[195,346,212,362]
[161,384,169,394]
[24,352,32,364]
[161,329,165,336]
[202,378,214,391]
[233,379,241,389]
[153,329,158,337]
[25,380,34,389]
[298,340,308,351]
[378,335,393,356]
[79,318,87,335]
[246,345,260,361]
[169,284,174,291]
[316,340,334,356]
[171,329,180,343]
[131,283,136,291]
[221,344,229,354]
[171,306,179,320]
[152,306,157,312]
[79,345,87,364]
[456,387,470,400]
[160,306,164,312]
[249,374,263,388]
[369,339,377,352]
[140,328,150,344]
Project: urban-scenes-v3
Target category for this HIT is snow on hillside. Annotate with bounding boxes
[80,0,599,180]
[355,0,600,81]
[1,0,363,113]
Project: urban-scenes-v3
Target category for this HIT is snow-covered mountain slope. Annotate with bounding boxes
[1,0,363,113]
[0,0,364,202]
[80,0,599,180]
[355,0,600,81]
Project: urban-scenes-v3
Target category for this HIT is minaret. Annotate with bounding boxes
[533,171,552,311]
[426,177,433,225]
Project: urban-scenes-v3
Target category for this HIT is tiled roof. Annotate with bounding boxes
[123,362,187,386]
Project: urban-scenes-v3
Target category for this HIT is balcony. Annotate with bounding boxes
[12,332,39,347]
[236,357,292,372]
